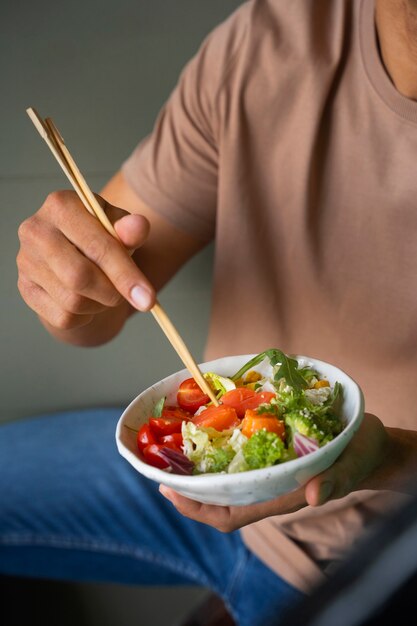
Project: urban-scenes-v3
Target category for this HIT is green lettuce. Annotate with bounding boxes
[181,422,248,474]
[204,372,235,399]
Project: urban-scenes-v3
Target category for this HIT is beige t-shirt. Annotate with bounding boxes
[123,0,416,592]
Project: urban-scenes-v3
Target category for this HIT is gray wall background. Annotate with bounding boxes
[0,0,243,422]
[0,1,242,624]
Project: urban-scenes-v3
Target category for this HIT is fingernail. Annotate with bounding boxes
[130,285,152,311]
[319,481,334,504]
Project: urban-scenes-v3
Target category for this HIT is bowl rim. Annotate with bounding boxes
[116,353,365,488]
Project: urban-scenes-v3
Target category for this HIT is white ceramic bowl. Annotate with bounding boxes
[116,354,364,506]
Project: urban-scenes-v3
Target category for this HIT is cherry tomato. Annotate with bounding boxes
[221,387,255,416]
[177,378,210,413]
[142,441,181,469]
[142,443,170,469]
[149,417,184,437]
[160,432,183,448]
[221,387,275,417]
[241,409,286,440]
[221,388,276,418]
[137,423,158,452]
[161,406,192,420]
[192,405,240,431]
[254,391,276,405]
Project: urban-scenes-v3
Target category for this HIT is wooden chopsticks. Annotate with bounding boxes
[26,107,219,406]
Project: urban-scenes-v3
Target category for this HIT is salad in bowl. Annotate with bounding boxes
[116,350,364,506]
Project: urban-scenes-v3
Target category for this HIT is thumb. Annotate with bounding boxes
[304,413,388,507]
[114,213,150,251]
[96,197,151,252]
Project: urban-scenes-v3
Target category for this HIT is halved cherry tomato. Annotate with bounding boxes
[161,406,192,420]
[142,443,170,468]
[192,405,240,431]
[241,409,286,440]
[149,417,184,437]
[160,432,183,448]
[177,378,210,413]
[137,423,158,452]
[221,388,276,418]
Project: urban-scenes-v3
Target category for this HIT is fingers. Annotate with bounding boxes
[159,486,203,516]
[17,190,156,331]
[18,232,118,314]
[94,197,151,252]
[114,213,150,250]
[44,192,155,310]
[159,484,306,532]
[159,486,236,532]
[18,276,94,331]
[304,455,353,508]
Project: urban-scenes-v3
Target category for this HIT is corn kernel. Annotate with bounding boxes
[314,380,330,389]
[245,371,262,383]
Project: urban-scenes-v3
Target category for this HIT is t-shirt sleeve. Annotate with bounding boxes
[122,4,249,241]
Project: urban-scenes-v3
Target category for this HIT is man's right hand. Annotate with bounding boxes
[17,190,156,338]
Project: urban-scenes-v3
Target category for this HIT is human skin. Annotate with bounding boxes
[16,175,204,346]
[16,0,417,529]
[376,0,417,99]
[160,416,417,532]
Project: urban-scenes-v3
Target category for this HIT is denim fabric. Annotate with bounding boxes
[0,409,303,626]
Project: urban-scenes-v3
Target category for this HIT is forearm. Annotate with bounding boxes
[39,300,134,347]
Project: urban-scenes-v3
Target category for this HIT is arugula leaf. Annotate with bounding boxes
[265,349,308,391]
[231,352,269,382]
[153,397,166,417]
[231,349,307,391]
[332,381,342,404]
[328,382,343,413]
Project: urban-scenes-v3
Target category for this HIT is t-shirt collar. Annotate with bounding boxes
[360,0,417,123]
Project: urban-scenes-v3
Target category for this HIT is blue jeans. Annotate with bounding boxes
[0,409,303,626]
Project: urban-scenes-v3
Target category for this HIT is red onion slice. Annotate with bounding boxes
[159,447,194,475]
[293,432,319,457]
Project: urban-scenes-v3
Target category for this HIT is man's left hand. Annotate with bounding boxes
[159,413,388,532]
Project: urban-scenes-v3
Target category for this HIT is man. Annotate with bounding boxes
[2,1,417,624]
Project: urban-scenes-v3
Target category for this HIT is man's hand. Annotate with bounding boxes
[159,413,390,532]
[17,190,155,344]
[160,482,306,533]
[17,172,207,347]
